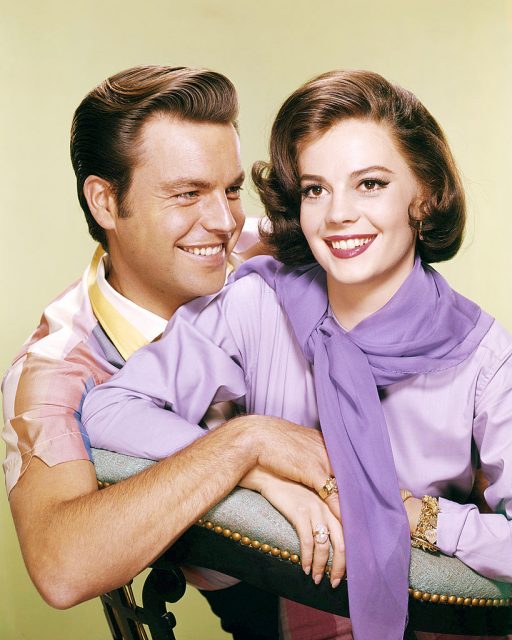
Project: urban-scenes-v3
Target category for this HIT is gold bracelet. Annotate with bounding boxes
[400,488,413,503]
[411,495,440,553]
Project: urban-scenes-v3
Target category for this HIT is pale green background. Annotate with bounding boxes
[1,1,511,638]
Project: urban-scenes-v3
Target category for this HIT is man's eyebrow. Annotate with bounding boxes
[158,171,245,192]
[230,171,245,185]
[158,179,212,192]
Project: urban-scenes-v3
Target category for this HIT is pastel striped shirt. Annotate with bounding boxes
[2,218,259,495]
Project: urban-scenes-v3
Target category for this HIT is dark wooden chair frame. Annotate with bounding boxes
[98,524,512,639]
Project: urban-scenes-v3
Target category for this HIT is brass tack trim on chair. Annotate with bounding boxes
[408,588,511,607]
[96,487,512,609]
[197,519,300,564]
[198,517,512,606]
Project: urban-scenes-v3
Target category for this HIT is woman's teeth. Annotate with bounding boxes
[330,237,372,250]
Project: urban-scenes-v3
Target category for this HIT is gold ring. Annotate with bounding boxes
[318,476,338,500]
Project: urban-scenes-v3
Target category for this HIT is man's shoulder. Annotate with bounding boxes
[2,273,111,411]
[1,274,113,494]
[11,275,97,366]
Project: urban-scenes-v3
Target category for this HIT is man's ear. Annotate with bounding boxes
[83,176,118,231]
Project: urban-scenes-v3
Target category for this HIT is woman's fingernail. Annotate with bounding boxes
[313,574,322,585]
[303,565,311,576]
[331,578,341,589]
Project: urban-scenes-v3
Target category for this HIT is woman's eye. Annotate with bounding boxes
[360,179,388,192]
[302,185,325,198]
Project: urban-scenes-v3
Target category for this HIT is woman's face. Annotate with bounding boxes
[299,118,420,307]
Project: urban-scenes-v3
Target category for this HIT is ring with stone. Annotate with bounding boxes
[312,523,330,544]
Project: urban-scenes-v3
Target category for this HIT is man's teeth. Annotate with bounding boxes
[330,237,372,250]
[182,245,223,256]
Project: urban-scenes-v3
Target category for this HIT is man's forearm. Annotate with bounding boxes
[10,416,259,608]
[11,414,333,609]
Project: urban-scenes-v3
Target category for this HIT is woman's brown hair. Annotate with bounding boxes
[253,70,465,265]
[71,65,238,250]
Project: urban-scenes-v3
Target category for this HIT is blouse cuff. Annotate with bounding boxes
[436,497,475,556]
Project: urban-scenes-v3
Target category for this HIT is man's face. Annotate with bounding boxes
[106,116,245,318]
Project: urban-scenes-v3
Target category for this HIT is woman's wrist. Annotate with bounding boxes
[403,495,422,534]
[401,489,440,552]
[240,465,287,497]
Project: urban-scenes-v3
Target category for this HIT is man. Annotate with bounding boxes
[2,66,334,638]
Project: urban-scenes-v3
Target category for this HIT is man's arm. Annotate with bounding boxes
[10,414,333,609]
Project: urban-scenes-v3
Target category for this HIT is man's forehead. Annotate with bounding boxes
[138,114,238,149]
[132,115,243,184]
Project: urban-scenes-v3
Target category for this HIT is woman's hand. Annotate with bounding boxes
[240,466,345,588]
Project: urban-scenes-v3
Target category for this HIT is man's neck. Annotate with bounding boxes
[105,257,178,321]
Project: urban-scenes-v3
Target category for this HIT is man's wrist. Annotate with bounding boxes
[218,414,264,467]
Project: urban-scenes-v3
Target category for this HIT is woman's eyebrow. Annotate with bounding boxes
[300,174,324,182]
[350,165,395,178]
[300,166,396,183]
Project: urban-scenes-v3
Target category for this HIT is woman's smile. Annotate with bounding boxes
[324,234,376,258]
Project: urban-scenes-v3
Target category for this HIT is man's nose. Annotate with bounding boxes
[205,193,238,234]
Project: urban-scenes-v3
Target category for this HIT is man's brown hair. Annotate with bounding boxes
[253,70,465,265]
[71,65,239,249]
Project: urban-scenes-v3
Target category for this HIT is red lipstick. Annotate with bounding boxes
[324,234,376,259]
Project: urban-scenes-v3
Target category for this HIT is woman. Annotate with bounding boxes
[83,71,512,640]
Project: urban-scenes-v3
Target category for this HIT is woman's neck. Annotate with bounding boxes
[327,260,415,331]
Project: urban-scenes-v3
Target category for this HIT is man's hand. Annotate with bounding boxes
[232,415,341,520]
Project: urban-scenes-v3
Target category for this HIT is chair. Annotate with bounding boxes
[93,448,512,639]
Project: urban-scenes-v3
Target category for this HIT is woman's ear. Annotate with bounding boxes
[409,195,425,241]
[83,176,118,231]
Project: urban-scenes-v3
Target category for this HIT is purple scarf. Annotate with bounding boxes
[235,255,493,640]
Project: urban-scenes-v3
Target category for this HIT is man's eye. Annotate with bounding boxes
[226,186,243,200]
[301,185,325,199]
[176,191,199,200]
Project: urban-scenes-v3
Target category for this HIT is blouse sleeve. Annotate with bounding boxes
[82,276,264,460]
[436,338,512,582]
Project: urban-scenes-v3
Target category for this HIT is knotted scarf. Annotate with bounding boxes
[235,255,493,640]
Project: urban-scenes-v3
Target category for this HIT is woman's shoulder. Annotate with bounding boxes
[223,268,282,310]
[477,315,512,361]
[473,315,512,397]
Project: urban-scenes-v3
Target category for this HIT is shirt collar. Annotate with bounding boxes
[87,246,167,360]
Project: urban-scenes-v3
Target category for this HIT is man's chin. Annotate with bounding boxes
[194,272,228,298]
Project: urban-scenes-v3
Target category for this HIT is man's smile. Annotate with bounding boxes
[180,243,225,256]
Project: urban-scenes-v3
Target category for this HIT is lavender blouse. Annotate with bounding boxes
[82,273,512,582]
